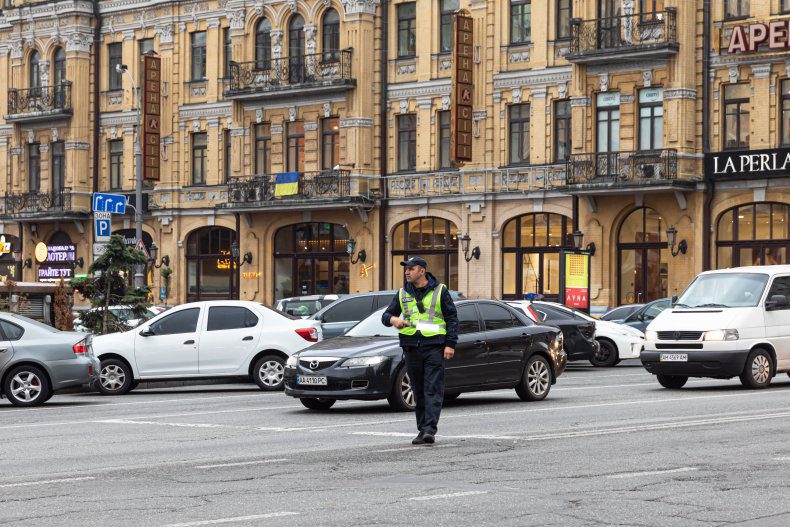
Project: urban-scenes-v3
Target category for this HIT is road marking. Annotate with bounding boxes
[353,431,414,438]
[409,490,488,501]
[0,476,95,489]
[161,512,299,526]
[606,467,698,479]
[373,444,457,453]
[195,458,290,469]
[99,419,235,429]
[774,457,790,461]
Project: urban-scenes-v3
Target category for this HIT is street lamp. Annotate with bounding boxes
[147,243,170,269]
[116,63,145,288]
[346,238,366,264]
[571,230,596,256]
[459,234,480,262]
[666,226,688,257]
[230,241,253,267]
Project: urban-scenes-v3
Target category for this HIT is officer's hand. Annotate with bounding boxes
[391,317,411,329]
[444,347,455,360]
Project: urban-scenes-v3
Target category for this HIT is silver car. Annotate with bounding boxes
[0,313,99,407]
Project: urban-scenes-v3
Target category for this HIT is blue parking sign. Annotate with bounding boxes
[95,212,112,242]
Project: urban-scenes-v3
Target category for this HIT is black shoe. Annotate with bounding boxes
[412,433,425,445]
[423,434,435,444]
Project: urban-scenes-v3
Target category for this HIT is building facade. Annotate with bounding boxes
[0,0,788,309]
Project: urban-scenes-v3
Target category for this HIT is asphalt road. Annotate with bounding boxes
[3,360,790,526]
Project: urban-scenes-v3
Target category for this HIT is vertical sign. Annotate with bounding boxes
[452,12,474,163]
[560,251,591,313]
[143,55,161,181]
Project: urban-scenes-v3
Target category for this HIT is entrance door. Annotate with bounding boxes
[522,252,561,301]
[619,247,668,304]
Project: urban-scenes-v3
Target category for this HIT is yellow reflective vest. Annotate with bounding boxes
[397,284,447,337]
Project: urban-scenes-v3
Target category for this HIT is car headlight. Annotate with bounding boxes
[286,356,298,367]
[342,356,387,368]
[645,330,657,342]
[703,329,739,341]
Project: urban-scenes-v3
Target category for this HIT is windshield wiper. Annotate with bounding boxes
[673,302,692,309]
[693,303,730,308]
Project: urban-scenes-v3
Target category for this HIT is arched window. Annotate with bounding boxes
[501,213,571,300]
[617,207,668,305]
[391,217,458,289]
[53,47,66,85]
[289,15,305,83]
[717,202,790,268]
[322,9,341,62]
[29,50,41,93]
[186,227,237,302]
[255,18,272,70]
[274,222,350,300]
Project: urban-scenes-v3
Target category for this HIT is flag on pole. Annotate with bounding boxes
[274,172,300,197]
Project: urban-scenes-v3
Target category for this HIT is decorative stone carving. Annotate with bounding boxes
[256,109,263,123]
[271,31,283,59]
[323,103,331,118]
[65,32,92,53]
[439,58,452,72]
[191,86,206,97]
[27,130,34,143]
[599,74,609,92]
[39,62,50,89]
[441,95,450,111]
[728,65,739,84]
[664,88,697,101]
[642,70,652,87]
[342,0,380,15]
[304,121,318,132]
[558,83,568,99]
[288,107,297,122]
[399,100,408,114]
[751,64,771,79]
[229,9,245,30]
[396,63,416,75]
[620,94,635,104]
[570,96,591,108]
[192,121,200,133]
[154,25,173,44]
[287,0,297,13]
[9,40,23,59]
[51,128,59,142]
[109,127,117,140]
[271,124,283,135]
[512,88,521,104]
[340,118,374,128]
[509,51,530,63]
[304,25,317,77]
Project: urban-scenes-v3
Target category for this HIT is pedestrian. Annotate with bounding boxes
[382,257,458,445]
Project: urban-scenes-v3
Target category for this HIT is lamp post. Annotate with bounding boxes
[116,63,144,288]
[571,230,596,256]
[230,241,253,267]
[346,238,366,264]
[666,226,688,257]
[459,234,480,262]
[147,243,170,269]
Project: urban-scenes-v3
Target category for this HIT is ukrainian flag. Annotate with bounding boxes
[274,172,300,197]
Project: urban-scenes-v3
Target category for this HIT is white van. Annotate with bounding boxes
[642,265,790,389]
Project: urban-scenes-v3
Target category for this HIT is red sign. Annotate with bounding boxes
[452,13,474,163]
[142,55,161,181]
[727,20,790,53]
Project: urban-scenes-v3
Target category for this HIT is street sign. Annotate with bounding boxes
[93,243,108,257]
[452,11,474,163]
[93,192,127,214]
[94,212,112,243]
[134,239,150,259]
[143,54,161,181]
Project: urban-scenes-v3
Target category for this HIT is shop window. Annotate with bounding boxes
[186,227,237,302]
[717,203,790,268]
[617,207,668,305]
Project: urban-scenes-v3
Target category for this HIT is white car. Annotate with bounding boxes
[73,306,160,333]
[92,300,322,395]
[507,301,644,367]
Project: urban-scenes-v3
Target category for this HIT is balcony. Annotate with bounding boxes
[386,166,568,200]
[6,83,73,123]
[0,189,89,219]
[224,50,355,100]
[564,149,697,193]
[567,9,678,64]
[224,170,378,210]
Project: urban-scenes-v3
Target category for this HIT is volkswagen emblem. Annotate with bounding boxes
[673,332,681,341]
[309,360,320,370]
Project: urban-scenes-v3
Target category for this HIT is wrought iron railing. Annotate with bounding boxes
[7,83,72,116]
[227,170,354,204]
[569,9,677,55]
[566,149,678,185]
[226,49,353,95]
[386,166,568,198]
[2,189,73,214]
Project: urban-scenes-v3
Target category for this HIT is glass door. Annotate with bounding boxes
[520,252,561,301]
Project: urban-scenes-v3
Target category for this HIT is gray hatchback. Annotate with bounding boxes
[0,313,99,407]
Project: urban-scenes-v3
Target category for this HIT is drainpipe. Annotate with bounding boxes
[92,0,102,195]
[378,0,389,291]
[701,0,713,271]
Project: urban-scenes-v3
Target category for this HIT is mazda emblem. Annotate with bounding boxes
[309,360,320,370]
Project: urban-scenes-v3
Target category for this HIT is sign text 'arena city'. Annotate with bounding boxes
[727,20,790,53]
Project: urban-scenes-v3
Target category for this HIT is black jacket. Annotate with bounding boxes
[381,273,458,349]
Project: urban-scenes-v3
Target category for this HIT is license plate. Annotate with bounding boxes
[659,353,688,362]
[296,375,327,386]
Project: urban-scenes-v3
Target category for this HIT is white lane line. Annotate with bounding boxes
[353,431,414,438]
[607,467,698,479]
[373,444,457,453]
[774,457,790,461]
[161,512,299,526]
[99,419,237,429]
[195,458,290,469]
[0,476,95,489]
[409,491,488,501]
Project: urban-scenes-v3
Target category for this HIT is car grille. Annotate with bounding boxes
[293,380,353,391]
[299,358,341,371]
[656,343,703,350]
[657,331,703,341]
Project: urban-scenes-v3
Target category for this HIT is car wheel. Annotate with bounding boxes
[740,348,773,389]
[656,374,688,389]
[516,355,552,402]
[4,365,51,407]
[590,339,619,367]
[300,398,336,410]
[253,355,286,391]
[97,359,134,395]
[387,367,415,412]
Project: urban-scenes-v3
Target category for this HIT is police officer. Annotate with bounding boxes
[382,257,458,445]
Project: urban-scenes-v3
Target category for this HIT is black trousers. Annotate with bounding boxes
[403,344,445,435]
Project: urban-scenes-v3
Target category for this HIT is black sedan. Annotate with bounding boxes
[284,300,567,411]
[507,301,599,362]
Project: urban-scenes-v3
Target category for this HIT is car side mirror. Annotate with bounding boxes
[766,295,788,311]
[671,295,678,306]
[139,327,154,337]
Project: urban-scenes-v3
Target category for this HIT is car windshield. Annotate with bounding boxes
[346,308,399,338]
[676,273,769,309]
[278,300,322,317]
[260,304,299,320]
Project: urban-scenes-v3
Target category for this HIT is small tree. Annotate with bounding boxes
[54,279,74,331]
[71,235,150,335]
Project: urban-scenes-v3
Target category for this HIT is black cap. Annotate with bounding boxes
[400,256,428,268]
